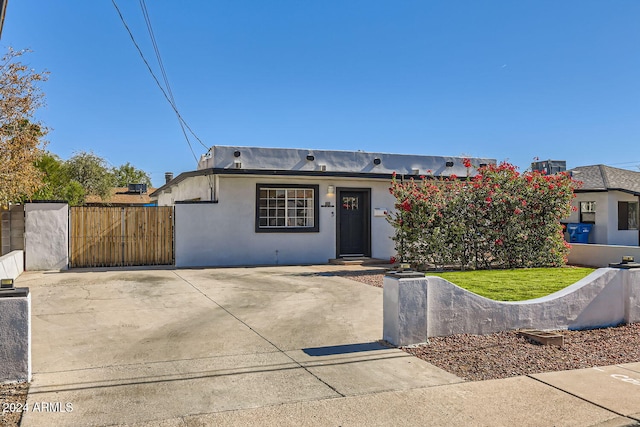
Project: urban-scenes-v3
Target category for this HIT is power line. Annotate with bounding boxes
[111,0,208,165]
[138,0,209,153]
[136,0,199,165]
[131,1,215,191]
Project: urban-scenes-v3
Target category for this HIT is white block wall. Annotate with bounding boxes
[0,292,31,382]
[25,202,69,271]
[568,243,640,268]
[383,268,640,343]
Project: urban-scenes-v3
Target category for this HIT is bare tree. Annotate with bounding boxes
[0,48,48,204]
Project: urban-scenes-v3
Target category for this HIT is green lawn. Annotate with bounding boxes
[426,267,596,301]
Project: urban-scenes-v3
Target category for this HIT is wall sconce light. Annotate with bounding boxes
[327,185,335,194]
[306,154,315,161]
[445,161,454,167]
[0,278,14,289]
[373,158,381,165]
[233,150,241,158]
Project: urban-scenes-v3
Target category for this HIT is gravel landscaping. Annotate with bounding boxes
[0,382,28,427]
[403,324,640,381]
[335,269,640,381]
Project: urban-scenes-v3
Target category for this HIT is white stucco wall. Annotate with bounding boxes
[568,243,640,268]
[174,175,396,267]
[567,191,639,246]
[156,175,212,206]
[0,250,24,280]
[200,146,495,178]
[383,268,640,342]
[25,202,69,271]
[567,192,608,244]
[627,269,640,324]
[0,291,31,382]
[383,274,428,346]
[606,191,639,246]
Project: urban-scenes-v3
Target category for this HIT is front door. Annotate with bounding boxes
[337,189,370,256]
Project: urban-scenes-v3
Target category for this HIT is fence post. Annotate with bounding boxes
[624,268,640,324]
[0,288,31,382]
[25,202,69,271]
[383,271,428,346]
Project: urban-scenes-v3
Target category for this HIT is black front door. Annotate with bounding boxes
[338,190,370,256]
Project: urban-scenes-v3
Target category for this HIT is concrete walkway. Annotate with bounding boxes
[16,265,640,427]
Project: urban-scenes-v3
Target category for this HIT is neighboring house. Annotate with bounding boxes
[565,165,640,246]
[85,185,157,207]
[150,146,495,267]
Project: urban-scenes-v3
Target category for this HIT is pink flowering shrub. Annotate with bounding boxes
[388,162,581,270]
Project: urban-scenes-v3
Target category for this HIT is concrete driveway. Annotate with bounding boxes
[16,265,639,427]
[17,265,461,427]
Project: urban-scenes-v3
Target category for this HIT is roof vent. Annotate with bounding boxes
[165,172,173,184]
[373,158,381,165]
[445,161,454,167]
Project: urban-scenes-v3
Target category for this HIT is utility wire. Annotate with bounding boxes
[136,0,199,164]
[138,0,209,152]
[139,0,176,106]
[111,0,208,165]
[135,0,215,192]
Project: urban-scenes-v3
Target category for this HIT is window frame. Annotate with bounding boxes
[255,184,320,233]
[618,201,639,231]
[579,201,596,224]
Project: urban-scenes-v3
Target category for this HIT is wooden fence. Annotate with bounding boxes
[1,204,25,256]
[69,206,174,268]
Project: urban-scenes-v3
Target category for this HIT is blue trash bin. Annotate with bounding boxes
[567,223,579,242]
[567,223,592,243]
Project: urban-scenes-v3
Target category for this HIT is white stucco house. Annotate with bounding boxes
[150,146,495,267]
[565,165,640,246]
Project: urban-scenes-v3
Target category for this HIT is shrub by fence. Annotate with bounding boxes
[388,161,580,270]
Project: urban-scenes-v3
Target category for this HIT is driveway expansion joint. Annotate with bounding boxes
[527,374,640,423]
[172,271,346,398]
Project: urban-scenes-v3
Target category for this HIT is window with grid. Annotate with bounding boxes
[256,184,319,232]
[580,201,596,223]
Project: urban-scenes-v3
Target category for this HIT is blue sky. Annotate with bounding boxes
[3,1,639,186]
